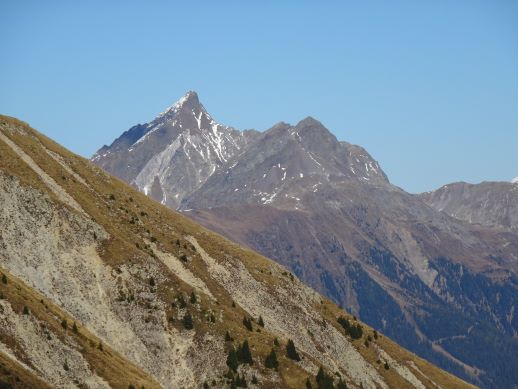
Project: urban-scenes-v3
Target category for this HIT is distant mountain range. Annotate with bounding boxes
[0,115,478,388]
[420,181,518,232]
[93,91,518,389]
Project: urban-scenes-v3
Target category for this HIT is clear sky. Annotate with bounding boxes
[1,1,517,193]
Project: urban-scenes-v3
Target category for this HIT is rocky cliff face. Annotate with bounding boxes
[92,91,259,208]
[0,116,474,389]
[92,92,518,389]
[419,181,518,232]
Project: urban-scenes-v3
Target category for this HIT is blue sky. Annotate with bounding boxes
[1,1,517,193]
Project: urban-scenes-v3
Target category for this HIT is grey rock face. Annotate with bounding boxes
[419,181,518,231]
[92,91,259,208]
[93,92,518,389]
[183,116,389,210]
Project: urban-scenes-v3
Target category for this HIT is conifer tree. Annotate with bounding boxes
[242,316,253,331]
[238,340,253,365]
[178,294,187,308]
[286,339,301,361]
[182,311,193,330]
[264,348,279,369]
[316,367,334,389]
[226,348,239,372]
[225,331,233,342]
[337,379,348,389]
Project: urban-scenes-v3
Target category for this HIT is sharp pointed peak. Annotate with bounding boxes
[158,90,202,118]
[182,90,199,103]
[173,90,201,108]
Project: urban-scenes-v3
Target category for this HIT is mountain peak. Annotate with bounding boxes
[296,116,322,127]
[182,90,199,104]
[159,90,201,118]
[295,116,337,143]
[512,176,518,184]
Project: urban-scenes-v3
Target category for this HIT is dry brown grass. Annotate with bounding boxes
[0,267,161,389]
[0,115,476,388]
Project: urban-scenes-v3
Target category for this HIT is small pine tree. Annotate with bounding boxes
[286,339,301,361]
[316,367,334,389]
[242,316,253,331]
[190,292,197,304]
[98,341,103,351]
[235,374,247,388]
[273,337,280,346]
[337,316,351,334]
[128,385,136,389]
[373,330,378,340]
[1,274,7,284]
[203,382,209,389]
[316,367,325,384]
[306,378,313,389]
[63,360,69,371]
[61,318,67,330]
[149,277,155,287]
[264,348,279,369]
[238,340,253,365]
[72,322,78,333]
[23,306,29,315]
[384,361,390,370]
[258,316,265,327]
[182,312,194,330]
[226,348,239,372]
[251,375,258,384]
[178,294,187,308]
[337,379,348,389]
[225,331,233,342]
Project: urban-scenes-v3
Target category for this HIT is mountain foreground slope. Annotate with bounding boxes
[93,92,518,389]
[0,116,477,388]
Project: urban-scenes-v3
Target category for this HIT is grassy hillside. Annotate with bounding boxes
[0,115,475,388]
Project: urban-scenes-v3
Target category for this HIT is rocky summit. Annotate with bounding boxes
[93,91,518,389]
